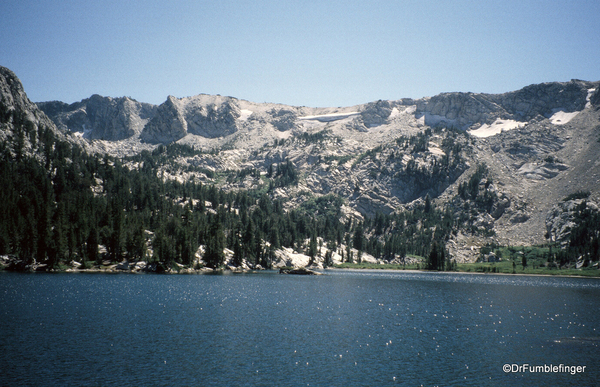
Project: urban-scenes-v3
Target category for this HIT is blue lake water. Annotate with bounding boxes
[1,270,599,386]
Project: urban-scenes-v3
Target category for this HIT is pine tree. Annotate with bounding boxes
[345,233,353,263]
[308,232,317,264]
[254,235,263,267]
[427,242,441,270]
[424,194,432,213]
[242,220,254,261]
[353,223,364,255]
[204,218,225,269]
[87,227,99,264]
[232,231,243,267]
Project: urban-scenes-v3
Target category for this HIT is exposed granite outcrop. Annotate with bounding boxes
[545,199,599,247]
[414,80,597,129]
[0,66,62,155]
[269,108,298,131]
[360,99,393,127]
[38,94,156,141]
[185,96,241,138]
[140,94,242,143]
[140,96,187,143]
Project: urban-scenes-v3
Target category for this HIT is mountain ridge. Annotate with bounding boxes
[37,79,600,145]
[2,65,600,267]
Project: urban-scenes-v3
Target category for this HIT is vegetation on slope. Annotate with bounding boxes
[0,121,598,273]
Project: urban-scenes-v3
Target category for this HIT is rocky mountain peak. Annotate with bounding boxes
[498,80,590,120]
[140,95,187,144]
[413,80,596,130]
[0,66,62,155]
[138,94,244,144]
[1,67,28,109]
[183,94,241,138]
[360,100,394,127]
[38,94,156,141]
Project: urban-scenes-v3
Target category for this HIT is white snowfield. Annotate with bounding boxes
[239,109,253,121]
[468,118,525,138]
[549,109,579,125]
[389,106,416,118]
[297,111,360,122]
[586,88,596,109]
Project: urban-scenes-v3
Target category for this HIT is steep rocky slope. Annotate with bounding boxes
[0,66,74,158]
[415,80,592,129]
[38,94,156,141]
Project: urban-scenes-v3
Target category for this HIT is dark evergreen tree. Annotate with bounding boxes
[353,223,364,254]
[87,227,99,264]
[308,232,318,264]
[204,218,225,269]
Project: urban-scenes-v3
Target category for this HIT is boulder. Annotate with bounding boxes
[279,268,319,275]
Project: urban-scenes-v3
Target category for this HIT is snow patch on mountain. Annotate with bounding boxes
[389,107,401,118]
[239,109,253,121]
[549,109,579,125]
[585,88,596,109]
[298,111,360,122]
[468,118,525,138]
[388,106,416,119]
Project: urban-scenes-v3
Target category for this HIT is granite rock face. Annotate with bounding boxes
[0,66,61,155]
[590,87,600,107]
[38,94,156,141]
[416,92,502,129]
[269,108,297,131]
[37,79,598,146]
[140,96,187,144]
[545,200,599,247]
[184,95,241,138]
[414,80,594,129]
[496,81,590,119]
[140,94,242,144]
[360,100,393,127]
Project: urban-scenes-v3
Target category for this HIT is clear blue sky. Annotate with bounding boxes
[2,0,599,107]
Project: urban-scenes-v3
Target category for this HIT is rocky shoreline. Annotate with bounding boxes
[3,255,597,278]
[0,255,333,275]
[0,256,256,274]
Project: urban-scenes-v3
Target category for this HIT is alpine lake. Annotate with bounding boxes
[1,269,599,386]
